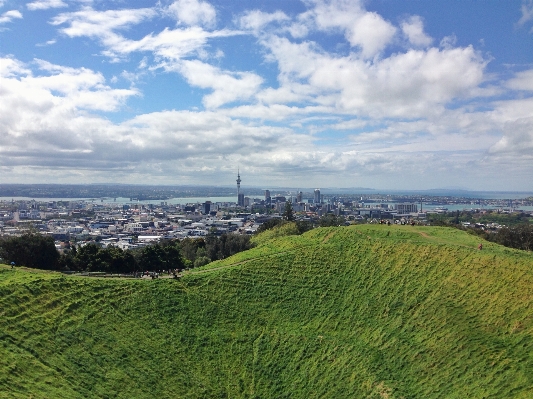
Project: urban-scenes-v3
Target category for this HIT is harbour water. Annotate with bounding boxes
[1,197,532,211]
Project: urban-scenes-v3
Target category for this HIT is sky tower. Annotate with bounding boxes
[236,169,244,206]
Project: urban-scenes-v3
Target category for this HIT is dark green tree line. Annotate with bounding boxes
[0,233,59,270]
[1,232,253,272]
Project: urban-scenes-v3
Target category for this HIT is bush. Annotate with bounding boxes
[194,256,211,268]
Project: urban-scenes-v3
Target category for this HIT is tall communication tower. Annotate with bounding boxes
[236,169,241,196]
[236,169,244,207]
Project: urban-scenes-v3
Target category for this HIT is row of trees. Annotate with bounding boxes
[471,224,533,252]
[0,211,346,272]
[0,233,59,270]
[0,233,253,273]
[429,213,533,252]
[427,210,532,227]
[59,241,183,273]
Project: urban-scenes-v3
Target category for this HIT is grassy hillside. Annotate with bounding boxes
[1,225,533,398]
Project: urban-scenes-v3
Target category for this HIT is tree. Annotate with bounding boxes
[179,238,205,266]
[283,201,295,221]
[295,220,314,234]
[136,242,184,271]
[493,224,533,251]
[453,210,460,225]
[203,233,253,261]
[0,233,59,270]
[194,256,211,268]
[139,245,166,271]
[319,214,346,227]
[255,218,284,234]
[75,243,101,271]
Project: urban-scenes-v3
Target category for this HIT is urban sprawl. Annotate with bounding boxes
[1,177,532,253]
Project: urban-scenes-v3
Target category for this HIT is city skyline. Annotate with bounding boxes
[1,0,533,190]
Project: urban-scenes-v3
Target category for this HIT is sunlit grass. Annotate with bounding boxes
[1,225,532,397]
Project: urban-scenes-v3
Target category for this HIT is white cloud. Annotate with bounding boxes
[259,35,486,118]
[0,58,288,178]
[440,35,457,49]
[307,0,396,58]
[121,26,233,61]
[4,0,532,189]
[518,0,533,26]
[0,56,31,77]
[0,10,22,24]
[489,116,533,156]
[286,21,309,39]
[0,57,137,144]
[52,7,239,62]
[401,16,432,47]
[167,0,216,28]
[51,6,157,40]
[238,10,289,32]
[27,0,67,11]
[505,69,533,91]
[177,60,263,108]
[0,64,296,180]
[36,39,57,46]
[346,11,397,58]
[492,97,533,123]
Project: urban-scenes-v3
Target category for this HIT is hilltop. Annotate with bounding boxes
[1,225,533,398]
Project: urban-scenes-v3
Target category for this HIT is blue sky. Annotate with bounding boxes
[1,0,532,191]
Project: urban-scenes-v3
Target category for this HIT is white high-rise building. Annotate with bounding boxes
[314,189,321,204]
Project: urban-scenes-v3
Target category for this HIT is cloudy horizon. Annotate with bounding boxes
[1,0,532,191]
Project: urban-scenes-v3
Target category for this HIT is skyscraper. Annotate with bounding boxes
[314,189,321,204]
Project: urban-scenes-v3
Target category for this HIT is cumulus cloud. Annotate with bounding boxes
[307,0,396,58]
[346,11,396,58]
[401,16,432,47]
[3,0,532,189]
[259,35,486,118]
[177,60,263,108]
[0,57,138,160]
[27,0,67,11]
[489,117,533,156]
[0,57,291,180]
[505,69,533,91]
[0,10,22,24]
[167,0,216,28]
[238,10,289,32]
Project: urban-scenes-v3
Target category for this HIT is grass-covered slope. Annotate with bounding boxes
[1,225,533,398]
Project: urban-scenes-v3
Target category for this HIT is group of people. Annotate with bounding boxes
[135,269,183,279]
[378,219,417,226]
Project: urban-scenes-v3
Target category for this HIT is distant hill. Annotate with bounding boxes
[1,225,533,398]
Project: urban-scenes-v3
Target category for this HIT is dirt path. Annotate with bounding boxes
[322,231,336,243]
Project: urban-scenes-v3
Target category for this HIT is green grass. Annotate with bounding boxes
[1,225,533,398]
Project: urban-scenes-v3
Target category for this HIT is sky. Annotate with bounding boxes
[1,0,533,191]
